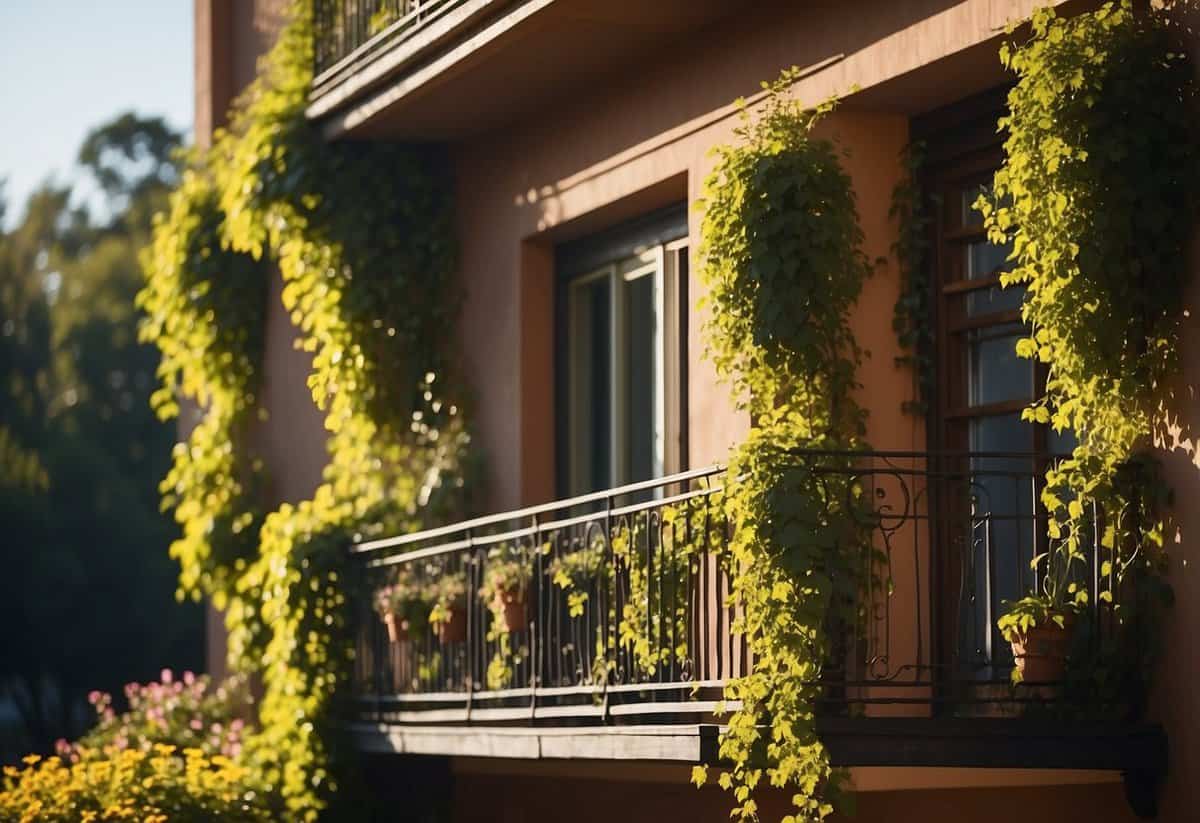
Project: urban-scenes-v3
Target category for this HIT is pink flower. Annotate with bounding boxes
[160,669,173,684]
[87,690,101,705]
[190,719,202,731]
[183,671,196,686]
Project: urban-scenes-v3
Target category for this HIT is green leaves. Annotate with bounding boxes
[138,168,268,602]
[700,73,868,441]
[889,141,937,414]
[985,0,1186,691]
[698,70,868,821]
[139,1,474,818]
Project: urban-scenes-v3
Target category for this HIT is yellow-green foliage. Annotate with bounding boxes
[982,2,1192,629]
[0,748,270,823]
[0,425,48,493]
[610,503,710,678]
[137,169,267,602]
[691,71,874,822]
[889,141,935,415]
[139,1,474,818]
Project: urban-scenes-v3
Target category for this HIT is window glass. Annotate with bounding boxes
[967,323,1031,407]
[623,264,662,486]
[565,244,677,496]
[567,273,612,494]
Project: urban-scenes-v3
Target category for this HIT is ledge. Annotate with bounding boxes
[352,722,720,762]
[816,717,1168,773]
[353,717,1167,774]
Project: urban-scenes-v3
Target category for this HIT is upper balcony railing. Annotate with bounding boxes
[350,450,1148,731]
[313,0,472,88]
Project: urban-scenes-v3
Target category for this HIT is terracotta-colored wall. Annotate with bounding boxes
[1139,15,1200,823]
[442,0,1137,806]
[452,0,1063,512]
[193,0,314,678]
[202,0,1196,814]
[1154,275,1200,823]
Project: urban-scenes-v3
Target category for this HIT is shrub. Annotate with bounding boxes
[0,746,270,822]
[64,670,251,762]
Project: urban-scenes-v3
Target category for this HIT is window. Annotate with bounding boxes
[919,91,1078,679]
[557,210,688,496]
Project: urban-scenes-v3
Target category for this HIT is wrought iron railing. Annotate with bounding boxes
[351,451,1131,726]
[313,0,473,87]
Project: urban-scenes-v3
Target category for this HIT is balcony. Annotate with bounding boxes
[312,0,477,100]
[349,452,1166,812]
[307,0,741,138]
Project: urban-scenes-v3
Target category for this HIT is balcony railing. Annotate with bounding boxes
[351,451,1150,721]
[313,0,471,88]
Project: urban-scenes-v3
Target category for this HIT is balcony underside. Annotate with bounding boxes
[352,717,1166,773]
[308,0,741,140]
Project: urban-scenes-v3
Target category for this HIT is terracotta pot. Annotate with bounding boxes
[493,588,528,633]
[436,603,467,645]
[382,611,399,645]
[1010,618,1074,683]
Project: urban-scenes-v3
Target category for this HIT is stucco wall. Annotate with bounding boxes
[193,0,315,678]
[453,19,929,513]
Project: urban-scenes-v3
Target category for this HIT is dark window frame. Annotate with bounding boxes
[553,205,690,498]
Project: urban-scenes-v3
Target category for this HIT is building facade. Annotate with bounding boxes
[196,1,1200,820]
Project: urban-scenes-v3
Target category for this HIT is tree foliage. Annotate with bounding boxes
[0,115,202,762]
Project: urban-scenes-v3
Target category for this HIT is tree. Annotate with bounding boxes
[0,114,202,762]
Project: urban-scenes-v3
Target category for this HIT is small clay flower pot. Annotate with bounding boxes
[493,587,528,634]
[1010,617,1074,683]
[382,611,400,645]
[436,602,467,645]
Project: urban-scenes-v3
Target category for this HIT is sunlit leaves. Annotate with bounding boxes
[138,169,268,601]
[138,0,473,818]
[698,70,870,821]
[984,1,1186,682]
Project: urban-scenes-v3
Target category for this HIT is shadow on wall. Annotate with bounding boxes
[449,772,1140,823]
[1150,280,1200,821]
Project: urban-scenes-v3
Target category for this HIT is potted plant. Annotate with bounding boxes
[997,594,1077,684]
[374,569,431,645]
[374,583,403,644]
[479,543,533,633]
[428,571,468,645]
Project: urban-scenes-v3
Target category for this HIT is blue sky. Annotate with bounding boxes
[0,1,192,227]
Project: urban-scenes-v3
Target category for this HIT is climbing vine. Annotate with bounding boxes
[981,1,1194,676]
[140,1,474,818]
[138,167,267,603]
[690,72,875,822]
[889,141,936,415]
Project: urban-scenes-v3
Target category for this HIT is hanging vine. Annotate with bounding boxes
[137,167,267,604]
[140,1,474,818]
[980,1,1193,683]
[889,141,937,415]
[690,72,875,822]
